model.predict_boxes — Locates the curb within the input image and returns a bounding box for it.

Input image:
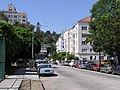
[40,80,45,90]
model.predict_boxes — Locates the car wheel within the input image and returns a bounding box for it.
[112,71,116,75]
[106,70,109,74]
[100,70,102,73]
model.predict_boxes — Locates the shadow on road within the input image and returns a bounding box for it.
[53,66,58,68]
[40,74,58,77]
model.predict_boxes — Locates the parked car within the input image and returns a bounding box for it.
[78,64,87,69]
[100,64,112,74]
[74,63,79,68]
[86,63,96,70]
[69,62,74,67]
[112,65,120,75]
[91,64,104,71]
[38,64,54,75]
[61,62,69,66]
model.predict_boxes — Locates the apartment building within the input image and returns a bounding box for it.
[4,3,28,24]
[64,30,70,53]
[56,33,65,53]
[57,17,107,62]
[71,17,99,61]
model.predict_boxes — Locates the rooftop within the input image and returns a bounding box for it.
[78,16,94,23]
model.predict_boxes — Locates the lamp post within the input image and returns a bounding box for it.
[32,29,34,60]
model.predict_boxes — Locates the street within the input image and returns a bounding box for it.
[41,65,120,90]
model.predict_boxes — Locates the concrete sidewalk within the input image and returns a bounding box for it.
[0,68,44,90]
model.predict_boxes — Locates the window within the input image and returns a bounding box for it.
[90,48,92,52]
[82,26,87,30]
[90,42,92,45]
[83,58,87,61]
[76,27,77,30]
[82,34,88,37]
[82,41,87,45]
[14,15,17,18]
[82,48,87,52]
[73,47,75,51]
[22,19,26,22]
[76,33,77,38]
[22,16,26,18]
[90,56,92,60]
[14,19,17,22]
[9,9,12,11]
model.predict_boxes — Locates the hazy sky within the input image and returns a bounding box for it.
[0,0,98,33]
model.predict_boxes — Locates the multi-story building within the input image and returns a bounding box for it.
[4,3,28,24]
[70,17,99,61]
[56,17,107,62]
[64,30,70,53]
[56,33,65,53]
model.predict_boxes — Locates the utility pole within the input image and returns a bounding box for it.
[32,29,34,60]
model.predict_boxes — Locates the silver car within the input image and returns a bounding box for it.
[38,64,54,75]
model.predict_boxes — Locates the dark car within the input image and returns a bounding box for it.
[86,63,97,70]
[112,65,120,75]
[100,64,112,74]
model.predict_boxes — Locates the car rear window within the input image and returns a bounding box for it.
[40,65,52,68]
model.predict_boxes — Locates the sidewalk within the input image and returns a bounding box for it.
[0,68,44,90]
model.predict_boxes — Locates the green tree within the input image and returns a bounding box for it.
[0,11,8,22]
[0,22,33,67]
[88,0,120,64]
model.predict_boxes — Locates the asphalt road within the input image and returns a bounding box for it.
[40,65,120,90]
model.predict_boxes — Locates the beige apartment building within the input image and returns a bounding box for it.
[4,3,28,24]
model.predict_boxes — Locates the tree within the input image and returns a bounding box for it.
[0,11,8,22]
[88,0,120,64]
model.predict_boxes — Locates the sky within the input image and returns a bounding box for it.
[0,0,98,34]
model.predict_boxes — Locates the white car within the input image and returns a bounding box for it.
[38,64,54,75]
[69,62,74,67]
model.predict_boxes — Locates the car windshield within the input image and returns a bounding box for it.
[40,65,52,68]
[91,64,97,66]
[38,61,48,64]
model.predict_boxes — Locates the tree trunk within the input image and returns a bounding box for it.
[116,51,120,65]
[117,54,120,65]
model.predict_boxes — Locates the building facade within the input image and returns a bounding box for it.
[56,17,107,62]
[64,30,70,53]
[4,3,28,24]
[74,17,99,61]
[56,33,65,53]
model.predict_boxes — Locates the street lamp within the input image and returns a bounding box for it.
[32,28,35,59]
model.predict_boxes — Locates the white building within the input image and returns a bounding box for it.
[4,3,28,24]
[71,17,99,61]
[64,17,101,61]
[64,30,70,53]
[56,17,107,62]
[56,33,65,53]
